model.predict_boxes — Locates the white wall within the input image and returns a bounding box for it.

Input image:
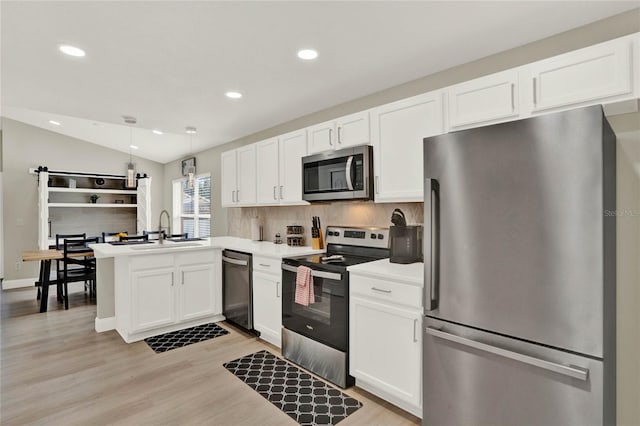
[1,118,165,284]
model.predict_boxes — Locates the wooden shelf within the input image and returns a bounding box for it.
[48,188,137,195]
[48,203,137,208]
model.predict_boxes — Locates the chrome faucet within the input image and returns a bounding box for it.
[159,209,171,244]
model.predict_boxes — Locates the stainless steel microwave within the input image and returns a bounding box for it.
[302,145,373,202]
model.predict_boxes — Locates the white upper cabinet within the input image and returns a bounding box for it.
[255,130,309,206]
[256,138,280,205]
[221,145,257,207]
[220,150,237,207]
[527,37,634,113]
[278,129,308,205]
[372,91,444,203]
[448,69,520,129]
[307,111,370,154]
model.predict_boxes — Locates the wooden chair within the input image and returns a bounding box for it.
[62,237,98,310]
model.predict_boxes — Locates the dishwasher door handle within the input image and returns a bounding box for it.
[222,256,249,266]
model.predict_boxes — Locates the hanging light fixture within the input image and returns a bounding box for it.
[123,116,137,188]
[185,126,197,189]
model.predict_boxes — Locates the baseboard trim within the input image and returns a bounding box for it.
[95,316,116,333]
[2,278,37,290]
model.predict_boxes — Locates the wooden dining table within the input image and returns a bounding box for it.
[22,248,94,312]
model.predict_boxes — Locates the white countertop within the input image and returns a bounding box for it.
[91,236,325,259]
[347,258,424,286]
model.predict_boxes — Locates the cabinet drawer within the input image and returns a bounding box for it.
[253,255,281,275]
[130,254,175,270]
[350,275,422,309]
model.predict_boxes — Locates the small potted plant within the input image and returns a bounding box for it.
[89,194,100,204]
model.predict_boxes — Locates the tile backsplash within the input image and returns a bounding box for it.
[227,201,424,244]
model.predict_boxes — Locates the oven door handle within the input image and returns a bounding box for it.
[282,264,342,281]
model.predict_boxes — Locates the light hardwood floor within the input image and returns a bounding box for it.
[1,286,420,425]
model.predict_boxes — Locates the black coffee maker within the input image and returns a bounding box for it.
[389,209,423,264]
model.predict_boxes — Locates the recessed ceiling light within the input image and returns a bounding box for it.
[129,145,139,150]
[49,120,61,126]
[225,91,243,99]
[152,129,163,135]
[297,49,318,60]
[58,44,86,57]
[185,126,197,134]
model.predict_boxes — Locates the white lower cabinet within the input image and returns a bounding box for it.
[116,249,223,342]
[252,270,282,347]
[349,274,422,417]
[252,255,282,347]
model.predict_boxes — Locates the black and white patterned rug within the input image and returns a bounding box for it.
[223,350,362,425]
[144,323,229,353]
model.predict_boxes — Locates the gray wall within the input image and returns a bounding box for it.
[1,118,165,281]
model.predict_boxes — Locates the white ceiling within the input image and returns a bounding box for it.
[1,1,637,164]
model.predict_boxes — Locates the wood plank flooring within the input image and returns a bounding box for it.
[1,286,420,425]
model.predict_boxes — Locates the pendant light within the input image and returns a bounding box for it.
[185,126,197,189]
[123,116,137,188]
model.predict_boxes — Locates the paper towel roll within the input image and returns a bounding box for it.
[251,217,262,241]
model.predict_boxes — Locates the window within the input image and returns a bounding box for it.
[172,173,211,238]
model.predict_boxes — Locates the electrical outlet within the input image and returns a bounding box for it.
[15,262,22,271]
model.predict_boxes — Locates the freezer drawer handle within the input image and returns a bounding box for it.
[222,256,249,266]
[282,264,342,281]
[425,327,589,381]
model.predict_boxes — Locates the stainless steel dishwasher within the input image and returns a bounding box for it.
[222,249,254,332]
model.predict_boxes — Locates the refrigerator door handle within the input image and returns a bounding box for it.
[424,178,439,311]
[425,327,589,381]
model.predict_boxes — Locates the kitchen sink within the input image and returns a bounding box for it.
[129,242,203,250]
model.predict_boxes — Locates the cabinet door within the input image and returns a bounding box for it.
[529,38,633,113]
[372,91,444,202]
[252,271,282,347]
[221,150,237,207]
[256,138,280,205]
[448,69,519,129]
[279,129,308,205]
[131,267,176,332]
[336,111,370,149]
[179,263,216,321]
[307,120,335,154]
[236,144,257,206]
[350,295,422,414]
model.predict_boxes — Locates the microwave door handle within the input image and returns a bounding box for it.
[345,156,354,190]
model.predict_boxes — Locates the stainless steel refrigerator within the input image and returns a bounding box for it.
[422,105,616,426]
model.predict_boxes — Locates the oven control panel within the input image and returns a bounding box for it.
[325,226,389,249]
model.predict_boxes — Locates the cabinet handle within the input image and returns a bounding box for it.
[181,271,185,285]
[259,263,270,267]
[276,282,280,298]
[533,77,537,105]
[375,176,380,194]
[329,128,333,146]
[237,190,240,202]
[279,185,283,200]
[371,287,391,294]
[510,83,515,111]
[337,126,342,144]
[273,186,277,200]
[171,272,174,286]
[413,319,418,343]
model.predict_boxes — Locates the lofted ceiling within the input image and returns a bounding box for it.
[1,1,638,164]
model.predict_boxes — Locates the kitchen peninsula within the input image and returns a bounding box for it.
[91,237,323,343]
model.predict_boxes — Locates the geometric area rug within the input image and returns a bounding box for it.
[144,322,229,353]
[223,350,362,425]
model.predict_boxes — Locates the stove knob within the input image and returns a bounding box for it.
[377,233,384,240]
[370,233,377,239]
[327,231,334,236]
[334,231,340,237]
